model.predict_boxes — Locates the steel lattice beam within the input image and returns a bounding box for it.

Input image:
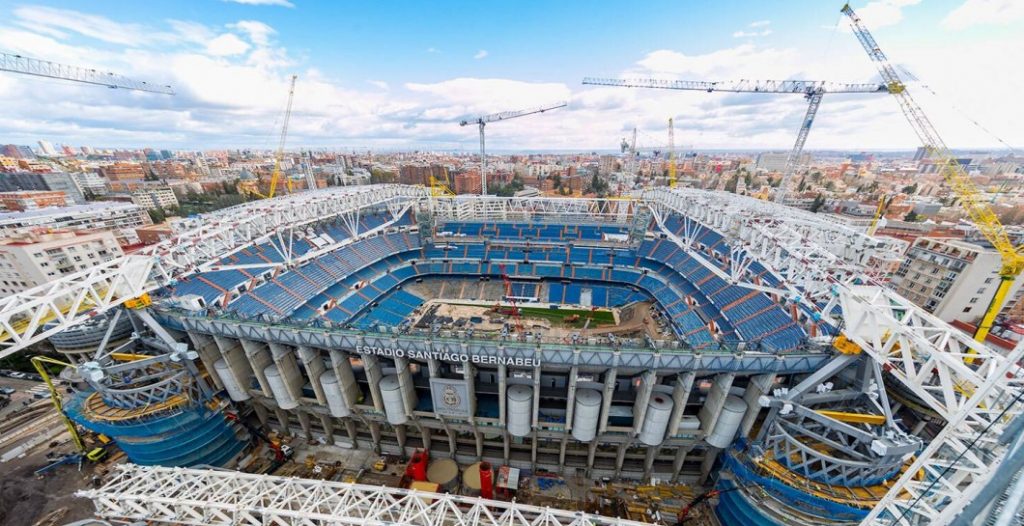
[79,464,650,526]
[0,52,174,94]
[0,185,429,359]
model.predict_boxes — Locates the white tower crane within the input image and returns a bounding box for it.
[582,78,888,203]
[0,52,174,94]
[459,102,567,195]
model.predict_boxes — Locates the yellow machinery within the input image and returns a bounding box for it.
[31,355,86,453]
[429,173,456,197]
[865,195,893,236]
[667,118,677,188]
[843,4,1024,343]
[243,75,298,200]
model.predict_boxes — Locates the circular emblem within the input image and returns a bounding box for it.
[443,384,461,408]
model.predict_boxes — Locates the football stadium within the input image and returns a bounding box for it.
[4,184,1018,526]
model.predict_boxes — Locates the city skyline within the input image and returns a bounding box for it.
[0,0,1022,152]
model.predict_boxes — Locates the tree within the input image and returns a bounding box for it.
[809,193,826,213]
[551,173,562,190]
[902,183,918,195]
[148,206,166,224]
[724,175,739,193]
[904,210,920,222]
[824,180,836,191]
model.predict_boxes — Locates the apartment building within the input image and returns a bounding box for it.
[891,237,1024,323]
[131,187,179,210]
[0,202,151,245]
[0,230,123,296]
[0,190,67,211]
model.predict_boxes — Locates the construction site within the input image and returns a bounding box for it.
[0,3,1022,526]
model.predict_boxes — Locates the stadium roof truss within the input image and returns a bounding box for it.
[79,464,653,526]
[642,188,1024,525]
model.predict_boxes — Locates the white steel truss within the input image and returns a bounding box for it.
[429,195,637,224]
[642,188,1024,526]
[0,185,428,359]
[79,464,650,526]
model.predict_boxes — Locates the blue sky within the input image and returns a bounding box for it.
[0,0,1021,151]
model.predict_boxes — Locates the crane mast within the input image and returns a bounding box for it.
[0,52,174,94]
[841,3,1023,343]
[266,75,298,199]
[667,118,677,188]
[460,102,567,195]
[582,77,887,202]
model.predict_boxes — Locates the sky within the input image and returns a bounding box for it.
[0,0,1022,152]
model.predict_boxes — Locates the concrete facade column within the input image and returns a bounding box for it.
[565,366,579,433]
[253,402,270,428]
[369,422,382,454]
[632,370,657,436]
[740,374,775,437]
[614,443,628,477]
[319,414,335,444]
[188,333,222,384]
[643,446,658,479]
[699,447,720,485]
[599,364,619,434]
[273,408,291,435]
[297,346,327,404]
[698,373,736,435]
[362,354,385,411]
[666,372,697,440]
[213,335,255,396]
[396,357,416,419]
[269,343,304,402]
[344,419,359,448]
[396,424,407,451]
[329,350,359,408]
[671,446,693,483]
[239,338,274,397]
[297,411,313,440]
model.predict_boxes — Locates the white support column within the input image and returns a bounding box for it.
[297,346,327,405]
[666,372,696,440]
[361,354,384,411]
[599,364,619,434]
[238,338,273,397]
[698,373,736,436]
[740,374,775,437]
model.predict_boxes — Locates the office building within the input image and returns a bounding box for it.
[0,230,123,296]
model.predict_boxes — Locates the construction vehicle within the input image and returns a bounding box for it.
[241,75,298,200]
[842,3,1024,342]
[373,457,387,472]
[459,102,567,195]
[225,410,294,473]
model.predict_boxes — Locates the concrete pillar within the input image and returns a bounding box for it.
[362,354,385,411]
[396,357,416,419]
[345,419,360,448]
[531,430,539,467]
[671,446,693,483]
[253,401,270,428]
[698,373,736,436]
[418,422,431,452]
[269,343,304,403]
[239,338,274,397]
[565,366,579,434]
[463,363,477,423]
[329,350,360,408]
[666,372,697,440]
[587,441,598,472]
[599,365,619,434]
[445,419,457,456]
[274,408,291,435]
[319,414,335,444]
[188,333,222,385]
[297,346,327,404]
[531,365,541,433]
[214,336,257,396]
[559,437,568,468]
[369,422,382,454]
[643,447,658,480]
[474,429,483,459]
[740,374,775,437]
[497,363,507,425]
[614,443,628,477]
[297,411,313,440]
[396,424,407,451]
[699,447,721,485]
[503,431,511,462]
[631,370,657,436]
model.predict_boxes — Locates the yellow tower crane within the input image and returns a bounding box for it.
[843,4,1024,342]
[243,75,298,199]
[668,118,677,188]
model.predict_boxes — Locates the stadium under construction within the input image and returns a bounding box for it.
[2,183,1022,526]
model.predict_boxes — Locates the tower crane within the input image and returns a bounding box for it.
[582,77,888,202]
[242,75,297,200]
[0,52,174,94]
[667,118,677,188]
[841,3,1024,343]
[459,102,567,195]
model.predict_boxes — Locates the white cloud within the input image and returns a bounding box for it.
[222,0,295,7]
[426,47,440,53]
[206,34,250,56]
[748,20,771,28]
[368,80,389,90]
[229,20,275,46]
[474,50,488,59]
[12,6,151,46]
[733,29,773,38]
[846,0,921,30]
[942,0,1024,30]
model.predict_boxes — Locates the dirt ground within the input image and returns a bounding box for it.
[0,432,98,526]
